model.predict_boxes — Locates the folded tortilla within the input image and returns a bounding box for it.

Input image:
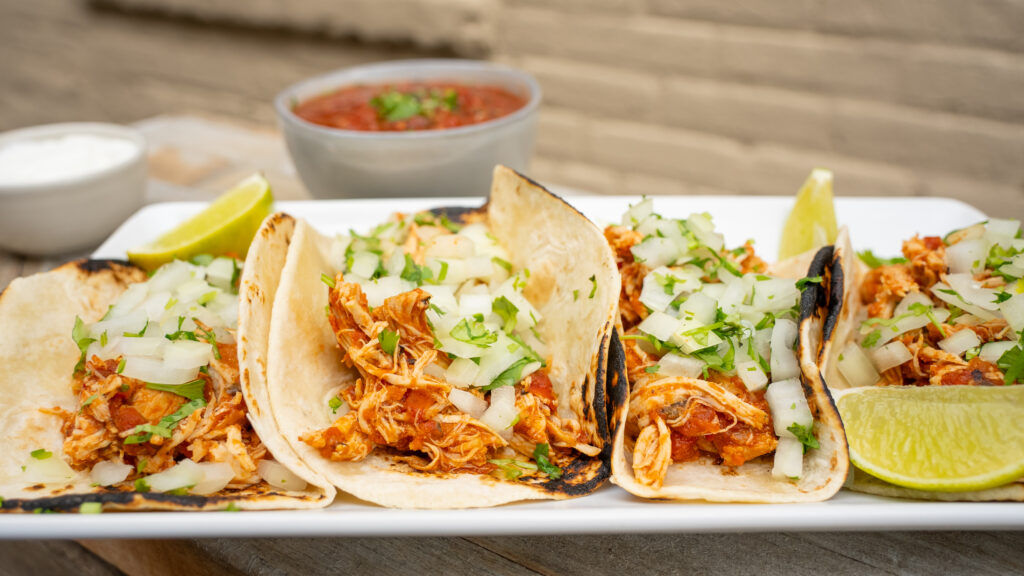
[250,166,622,508]
[0,243,334,511]
[609,237,850,503]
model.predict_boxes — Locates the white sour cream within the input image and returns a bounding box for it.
[0,134,139,186]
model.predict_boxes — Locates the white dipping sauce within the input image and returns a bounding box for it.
[0,134,139,186]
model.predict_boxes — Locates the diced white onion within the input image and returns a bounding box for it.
[676,292,717,325]
[190,461,236,495]
[752,278,800,314]
[176,278,216,304]
[90,460,132,486]
[144,460,204,493]
[426,234,476,259]
[945,274,1000,311]
[669,319,722,353]
[91,309,148,340]
[480,386,518,438]
[120,337,165,357]
[349,252,380,279]
[630,237,679,269]
[147,261,194,294]
[108,283,149,318]
[459,293,493,319]
[770,318,800,381]
[23,453,76,484]
[163,340,213,369]
[257,460,309,492]
[421,284,458,313]
[980,341,1016,363]
[984,219,1020,249]
[931,282,998,321]
[772,436,805,480]
[938,329,981,357]
[837,341,880,387]
[765,378,814,437]
[869,340,913,373]
[658,352,706,379]
[445,357,481,388]
[893,292,933,318]
[637,311,681,342]
[946,239,988,275]
[1000,293,1024,334]
[205,257,236,291]
[473,337,528,387]
[736,359,768,392]
[328,235,351,272]
[448,388,488,420]
[686,213,724,252]
[121,356,200,385]
[463,256,495,280]
[361,276,415,308]
[622,197,654,226]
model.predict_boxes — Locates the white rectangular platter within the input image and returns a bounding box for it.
[5,194,1021,539]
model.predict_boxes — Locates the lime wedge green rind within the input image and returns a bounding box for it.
[778,168,838,260]
[836,385,1024,492]
[128,174,273,271]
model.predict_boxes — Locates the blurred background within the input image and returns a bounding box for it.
[2,0,1022,216]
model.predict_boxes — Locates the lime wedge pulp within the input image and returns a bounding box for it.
[835,385,1024,492]
[778,168,838,260]
[128,174,274,272]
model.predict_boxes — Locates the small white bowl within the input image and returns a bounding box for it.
[0,123,147,256]
[275,59,541,199]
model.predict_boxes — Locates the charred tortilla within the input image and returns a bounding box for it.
[250,166,621,508]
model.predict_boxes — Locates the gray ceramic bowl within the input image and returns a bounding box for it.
[275,59,541,199]
[0,123,147,256]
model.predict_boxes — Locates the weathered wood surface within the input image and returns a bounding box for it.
[1,532,1020,576]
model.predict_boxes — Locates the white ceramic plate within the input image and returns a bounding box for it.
[6,194,1021,539]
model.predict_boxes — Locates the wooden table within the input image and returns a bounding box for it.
[1,116,1021,576]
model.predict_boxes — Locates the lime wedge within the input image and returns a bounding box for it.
[778,168,838,260]
[128,174,273,271]
[835,385,1024,492]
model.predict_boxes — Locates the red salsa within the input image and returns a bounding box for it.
[292,82,527,132]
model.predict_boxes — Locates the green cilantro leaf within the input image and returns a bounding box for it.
[72,316,96,373]
[645,364,660,374]
[588,275,598,298]
[998,345,1024,385]
[861,330,882,348]
[30,449,52,460]
[320,273,336,288]
[488,458,537,481]
[328,397,343,414]
[492,256,512,272]
[787,422,820,453]
[857,250,908,269]
[480,358,534,391]
[492,296,519,333]
[400,254,433,286]
[379,329,400,356]
[124,398,206,444]
[134,477,151,493]
[80,394,99,412]
[123,320,149,338]
[796,276,823,291]
[450,317,498,348]
[146,379,206,401]
[79,502,102,514]
[532,443,562,479]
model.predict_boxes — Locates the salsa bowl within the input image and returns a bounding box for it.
[275,59,541,199]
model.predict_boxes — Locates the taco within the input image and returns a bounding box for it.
[250,165,621,508]
[0,222,334,512]
[606,198,848,502]
[826,219,1024,501]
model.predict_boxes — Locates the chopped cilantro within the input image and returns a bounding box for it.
[328,396,343,414]
[532,443,562,479]
[80,394,99,412]
[190,254,215,266]
[225,502,241,512]
[861,330,882,348]
[320,273,336,288]
[124,398,206,444]
[71,316,96,373]
[136,458,148,474]
[195,326,220,360]
[379,329,400,356]
[480,358,534,391]
[588,275,598,298]
[116,357,126,374]
[400,254,433,285]
[146,379,206,401]
[436,260,449,283]
[79,502,102,514]
[99,331,108,347]
[492,256,512,272]
[30,449,52,460]
[998,345,1024,385]
[796,276,823,291]
[488,458,537,481]
[492,296,519,333]
[908,302,947,338]
[123,320,149,338]
[573,289,579,301]
[645,364,660,374]
[995,292,1013,304]
[134,477,150,493]
[857,250,908,269]
[450,317,498,347]
[787,423,820,453]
